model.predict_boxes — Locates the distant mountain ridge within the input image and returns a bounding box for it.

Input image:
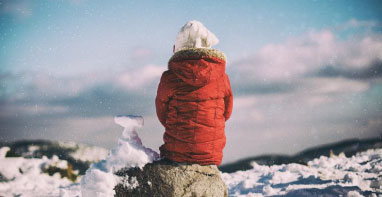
[219,138,382,173]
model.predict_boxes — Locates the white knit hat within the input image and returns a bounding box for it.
[174,20,219,52]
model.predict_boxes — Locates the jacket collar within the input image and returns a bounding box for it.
[169,48,226,63]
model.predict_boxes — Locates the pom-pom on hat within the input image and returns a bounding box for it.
[174,20,219,52]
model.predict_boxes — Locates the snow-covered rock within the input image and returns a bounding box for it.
[114,159,227,197]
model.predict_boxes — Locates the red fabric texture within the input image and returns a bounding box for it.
[155,48,233,166]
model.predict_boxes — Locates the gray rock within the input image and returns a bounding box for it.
[114,159,228,197]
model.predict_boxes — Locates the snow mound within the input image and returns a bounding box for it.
[0,147,9,158]
[80,115,159,197]
[222,149,382,196]
[57,141,109,163]
[0,148,75,197]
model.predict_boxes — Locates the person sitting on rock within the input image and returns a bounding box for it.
[155,20,233,166]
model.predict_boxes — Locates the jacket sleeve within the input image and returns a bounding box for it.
[155,71,172,127]
[224,74,233,121]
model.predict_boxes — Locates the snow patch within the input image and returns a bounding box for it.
[70,144,109,163]
[223,149,382,196]
[121,176,139,190]
[0,155,73,196]
[80,115,159,197]
[0,147,10,158]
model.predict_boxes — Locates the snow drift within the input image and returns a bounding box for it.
[223,149,382,196]
[80,115,159,197]
[0,148,75,196]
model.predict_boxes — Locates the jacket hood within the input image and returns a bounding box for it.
[168,48,226,87]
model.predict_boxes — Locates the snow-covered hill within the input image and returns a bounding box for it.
[0,116,381,196]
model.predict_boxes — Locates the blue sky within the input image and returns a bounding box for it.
[1,0,381,163]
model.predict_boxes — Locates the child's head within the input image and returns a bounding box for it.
[174,20,219,53]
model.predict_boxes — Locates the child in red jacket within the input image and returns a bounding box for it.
[155,21,233,166]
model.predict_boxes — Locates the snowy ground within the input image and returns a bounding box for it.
[0,148,76,196]
[222,149,382,196]
[0,148,381,196]
[0,116,381,196]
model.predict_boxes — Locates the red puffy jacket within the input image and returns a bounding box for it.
[155,48,233,166]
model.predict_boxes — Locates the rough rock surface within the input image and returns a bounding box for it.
[114,159,228,197]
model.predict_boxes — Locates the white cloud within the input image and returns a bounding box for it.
[234,28,382,82]
[335,19,380,31]
[339,35,382,69]
[3,64,165,102]
[224,30,380,160]
[41,116,121,147]
[116,64,165,90]
[230,96,265,123]
[302,77,369,94]
[0,103,67,118]
[14,105,68,115]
